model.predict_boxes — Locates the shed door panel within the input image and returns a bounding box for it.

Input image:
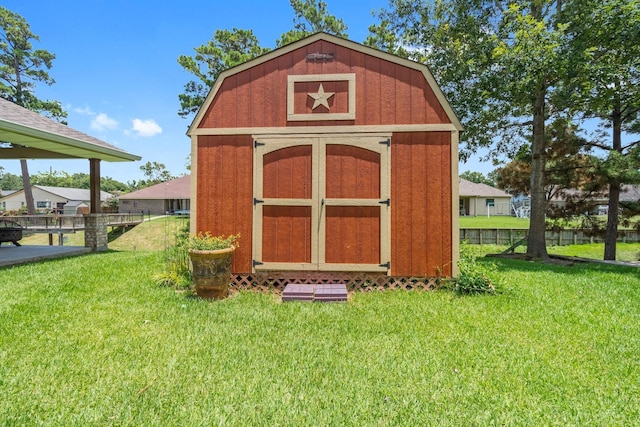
[322,144,382,266]
[262,206,311,263]
[263,145,312,199]
[324,206,380,264]
[325,145,380,199]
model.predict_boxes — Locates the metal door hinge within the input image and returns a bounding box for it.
[379,198,390,206]
[253,198,264,205]
[253,260,264,267]
[379,261,390,269]
[254,140,265,148]
[380,138,391,146]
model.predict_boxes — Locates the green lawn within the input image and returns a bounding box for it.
[459,215,640,230]
[1,248,639,424]
[460,215,530,229]
[469,242,640,262]
[19,215,189,251]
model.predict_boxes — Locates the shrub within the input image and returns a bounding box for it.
[188,232,240,251]
[153,221,192,290]
[454,243,498,295]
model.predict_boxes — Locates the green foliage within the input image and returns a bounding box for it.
[152,219,191,290]
[453,243,498,295]
[0,6,66,121]
[177,28,269,118]
[276,0,348,47]
[28,170,129,192]
[188,232,240,251]
[177,1,348,119]
[460,170,495,186]
[0,171,21,190]
[127,161,175,190]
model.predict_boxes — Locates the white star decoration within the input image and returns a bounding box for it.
[308,83,335,110]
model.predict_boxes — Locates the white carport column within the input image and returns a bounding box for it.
[84,158,108,251]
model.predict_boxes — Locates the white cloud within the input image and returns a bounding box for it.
[74,106,95,115]
[131,118,162,137]
[91,113,118,131]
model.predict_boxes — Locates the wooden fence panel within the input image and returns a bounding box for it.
[460,228,640,246]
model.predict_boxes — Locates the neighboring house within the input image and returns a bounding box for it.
[187,32,463,281]
[459,178,512,216]
[0,186,112,214]
[118,175,191,215]
[549,185,640,215]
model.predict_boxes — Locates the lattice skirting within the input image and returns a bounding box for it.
[231,271,439,293]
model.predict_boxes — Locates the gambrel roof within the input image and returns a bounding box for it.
[188,32,463,135]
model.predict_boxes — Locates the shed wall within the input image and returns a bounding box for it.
[196,131,453,276]
[196,135,254,272]
[391,132,452,277]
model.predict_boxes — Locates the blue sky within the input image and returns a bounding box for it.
[1,0,490,183]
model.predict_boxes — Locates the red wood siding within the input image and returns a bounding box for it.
[391,132,452,276]
[325,145,380,199]
[325,206,380,264]
[263,145,312,199]
[262,206,312,263]
[196,135,253,272]
[198,39,451,129]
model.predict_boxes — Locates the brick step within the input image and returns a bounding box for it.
[282,283,347,302]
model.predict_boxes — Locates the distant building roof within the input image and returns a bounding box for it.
[35,185,112,201]
[621,185,640,202]
[119,175,190,200]
[458,178,511,198]
[64,200,89,207]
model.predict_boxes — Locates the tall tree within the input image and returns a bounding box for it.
[564,0,640,259]
[0,6,67,214]
[276,0,348,47]
[177,29,269,119]
[177,0,347,120]
[460,171,496,187]
[367,0,569,258]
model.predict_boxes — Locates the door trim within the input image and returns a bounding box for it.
[252,133,391,273]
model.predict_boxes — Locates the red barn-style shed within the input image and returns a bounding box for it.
[188,33,462,289]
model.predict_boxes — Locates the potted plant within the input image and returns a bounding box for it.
[188,232,240,300]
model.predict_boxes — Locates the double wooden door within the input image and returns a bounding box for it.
[252,135,390,273]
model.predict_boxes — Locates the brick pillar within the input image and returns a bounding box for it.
[84,214,108,252]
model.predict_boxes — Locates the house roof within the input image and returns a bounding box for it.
[1,185,112,202]
[187,32,463,135]
[0,97,140,162]
[621,185,640,202]
[550,185,640,203]
[458,178,511,198]
[64,200,89,207]
[118,175,191,200]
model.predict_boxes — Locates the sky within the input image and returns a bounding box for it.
[0,0,492,184]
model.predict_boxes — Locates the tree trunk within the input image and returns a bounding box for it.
[603,106,622,260]
[526,88,549,259]
[20,159,36,215]
[604,182,619,260]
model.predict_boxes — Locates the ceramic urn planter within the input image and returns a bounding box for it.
[188,246,236,299]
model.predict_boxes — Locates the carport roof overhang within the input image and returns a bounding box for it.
[0,98,140,162]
